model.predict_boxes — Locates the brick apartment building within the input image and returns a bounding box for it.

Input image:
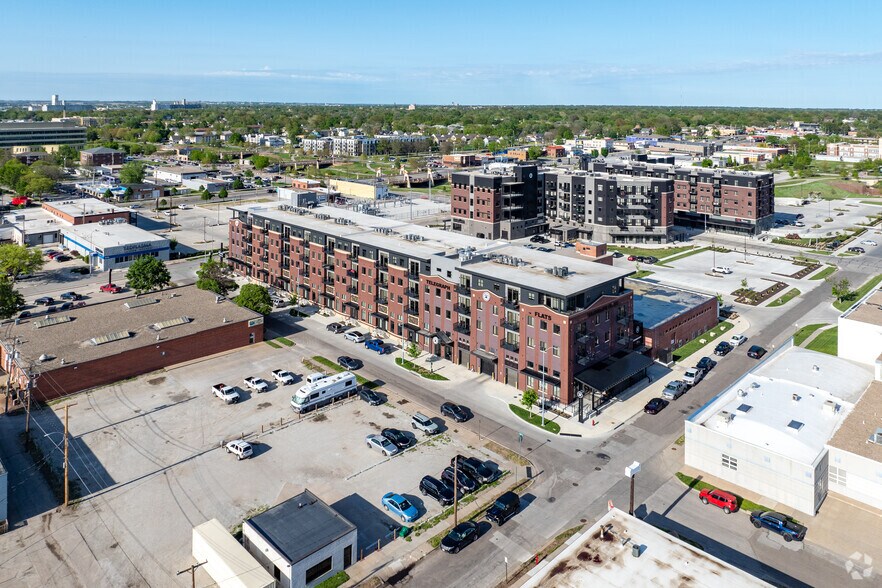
[450,165,546,240]
[228,205,646,413]
[79,146,124,167]
[589,157,775,235]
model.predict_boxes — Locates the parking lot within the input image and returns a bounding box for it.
[616,249,827,301]
[9,340,514,587]
[771,198,878,241]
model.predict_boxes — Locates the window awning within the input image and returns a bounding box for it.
[574,352,653,393]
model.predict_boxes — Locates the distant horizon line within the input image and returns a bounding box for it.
[1,99,878,111]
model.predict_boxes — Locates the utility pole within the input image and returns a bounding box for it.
[202,216,206,243]
[177,561,206,588]
[453,458,459,526]
[626,461,641,517]
[61,402,77,507]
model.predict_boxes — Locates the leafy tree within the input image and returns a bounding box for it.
[22,175,54,196]
[255,177,264,186]
[169,238,178,251]
[53,144,79,166]
[120,161,146,184]
[124,186,133,197]
[244,170,254,178]
[250,155,270,169]
[830,277,852,303]
[701,158,714,168]
[201,189,214,200]
[0,277,24,320]
[218,187,229,199]
[521,388,539,416]
[0,244,44,281]
[406,342,420,359]
[590,149,599,157]
[600,148,609,157]
[0,159,27,190]
[104,189,114,199]
[228,132,244,145]
[235,283,272,314]
[196,255,235,295]
[231,178,244,189]
[526,146,544,160]
[125,256,171,295]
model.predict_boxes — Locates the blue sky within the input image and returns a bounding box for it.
[3,0,881,107]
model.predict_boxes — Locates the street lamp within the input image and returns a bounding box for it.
[540,346,547,427]
[626,461,641,516]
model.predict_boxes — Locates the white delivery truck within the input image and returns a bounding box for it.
[290,371,358,413]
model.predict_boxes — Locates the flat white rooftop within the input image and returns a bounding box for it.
[840,288,882,328]
[44,198,127,217]
[523,509,770,588]
[688,347,871,464]
[62,222,169,249]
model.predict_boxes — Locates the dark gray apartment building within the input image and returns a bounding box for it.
[450,165,545,240]
[0,121,87,151]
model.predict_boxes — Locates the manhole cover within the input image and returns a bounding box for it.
[580,518,587,523]
[594,466,602,471]
[596,453,611,462]
[575,448,581,452]
[572,482,579,487]
[547,497,556,503]
[527,447,532,451]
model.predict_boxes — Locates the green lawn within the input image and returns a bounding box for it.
[265,340,281,349]
[767,288,800,307]
[608,245,696,260]
[674,472,795,521]
[508,404,560,434]
[806,326,838,355]
[809,265,837,280]
[833,274,882,311]
[655,247,710,267]
[672,321,734,362]
[315,572,349,588]
[775,178,870,200]
[632,270,655,279]
[793,323,829,346]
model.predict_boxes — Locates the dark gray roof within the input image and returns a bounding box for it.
[82,147,122,154]
[245,489,356,564]
[574,352,653,392]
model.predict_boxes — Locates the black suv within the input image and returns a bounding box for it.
[326,322,346,334]
[451,455,494,484]
[381,428,410,449]
[696,356,716,372]
[442,466,478,493]
[714,341,733,356]
[419,475,455,506]
[358,387,383,406]
[486,491,520,525]
[441,402,469,422]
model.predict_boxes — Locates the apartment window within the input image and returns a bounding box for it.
[526,316,534,327]
[476,301,483,310]
[721,454,738,471]
[829,466,847,486]
[446,310,451,319]
[553,324,560,335]
[527,337,535,349]
[492,305,498,315]
[552,345,559,357]
[476,319,483,331]
[540,320,547,331]
[539,341,547,352]
[492,325,498,335]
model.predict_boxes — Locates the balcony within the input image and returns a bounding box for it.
[377,297,388,305]
[454,303,471,316]
[405,288,419,298]
[407,315,420,327]
[501,341,519,353]
[453,322,471,335]
[376,304,388,316]
[346,269,358,278]
[323,278,334,285]
[408,270,420,280]
[502,320,519,331]
[503,299,520,310]
[347,286,358,294]
[456,284,471,296]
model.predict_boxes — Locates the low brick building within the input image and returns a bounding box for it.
[629,280,718,362]
[79,146,124,167]
[0,286,264,402]
[42,197,132,225]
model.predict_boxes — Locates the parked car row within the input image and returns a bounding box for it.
[697,487,807,541]
[627,254,658,264]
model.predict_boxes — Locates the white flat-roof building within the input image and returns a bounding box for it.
[153,166,206,184]
[685,344,873,515]
[838,288,882,374]
[1,209,65,246]
[523,508,771,587]
[61,223,170,271]
[827,380,882,511]
[181,177,231,193]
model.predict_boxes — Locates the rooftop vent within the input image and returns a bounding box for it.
[90,331,131,346]
[151,316,191,331]
[787,420,805,433]
[717,410,735,425]
[737,389,747,398]
[34,316,72,329]
[869,428,882,445]
[812,365,820,372]
[750,381,760,389]
[792,393,801,403]
[737,404,753,413]
[823,400,838,415]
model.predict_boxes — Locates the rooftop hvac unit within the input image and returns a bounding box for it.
[823,400,838,415]
[717,410,734,425]
[737,389,747,398]
[869,428,882,445]
[792,393,801,402]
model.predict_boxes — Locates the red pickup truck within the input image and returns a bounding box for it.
[100,283,122,294]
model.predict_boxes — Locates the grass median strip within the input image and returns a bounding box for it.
[806,326,838,355]
[276,337,294,347]
[395,357,449,380]
[767,288,800,307]
[508,404,561,434]
[265,340,281,349]
[632,270,655,279]
[809,265,837,280]
[654,246,710,267]
[609,245,696,259]
[305,356,380,389]
[793,323,828,346]
[672,321,734,362]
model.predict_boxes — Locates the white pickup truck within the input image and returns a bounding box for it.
[243,376,269,393]
[272,369,295,385]
[212,383,240,404]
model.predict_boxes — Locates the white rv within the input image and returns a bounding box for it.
[290,371,357,413]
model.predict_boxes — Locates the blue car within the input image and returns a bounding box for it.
[381,492,420,523]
